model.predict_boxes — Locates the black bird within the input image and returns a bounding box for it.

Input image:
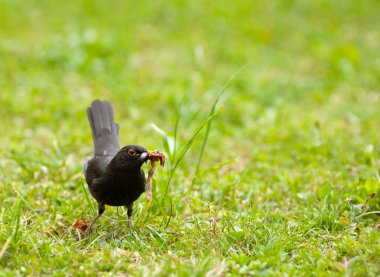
[84,100,151,236]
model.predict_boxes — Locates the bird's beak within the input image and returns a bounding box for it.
[140,150,155,163]
[139,152,149,162]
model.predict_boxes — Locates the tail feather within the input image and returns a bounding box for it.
[87,100,120,157]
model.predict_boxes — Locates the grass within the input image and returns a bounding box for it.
[1,0,380,275]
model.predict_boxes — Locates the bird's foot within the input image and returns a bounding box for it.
[83,227,91,238]
[128,219,133,228]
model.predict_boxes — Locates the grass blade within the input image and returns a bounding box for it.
[161,107,222,203]
[190,66,247,192]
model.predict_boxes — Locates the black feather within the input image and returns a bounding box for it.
[83,100,149,236]
[86,99,120,157]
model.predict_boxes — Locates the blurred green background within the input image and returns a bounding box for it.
[1,0,380,275]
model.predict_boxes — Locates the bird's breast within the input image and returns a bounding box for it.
[89,170,146,206]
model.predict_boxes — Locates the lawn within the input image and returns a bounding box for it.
[1,0,380,275]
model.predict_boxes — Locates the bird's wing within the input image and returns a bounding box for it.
[84,156,113,187]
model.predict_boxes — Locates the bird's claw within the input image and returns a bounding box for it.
[83,227,91,238]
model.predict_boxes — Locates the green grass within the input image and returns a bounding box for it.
[1,0,380,275]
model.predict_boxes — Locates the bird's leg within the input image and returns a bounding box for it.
[84,203,105,237]
[125,203,133,228]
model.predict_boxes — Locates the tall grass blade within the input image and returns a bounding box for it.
[190,67,246,192]
[162,107,222,203]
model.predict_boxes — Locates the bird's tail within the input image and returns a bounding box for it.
[87,100,120,157]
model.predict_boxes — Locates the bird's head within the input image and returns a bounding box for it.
[113,145,150,169]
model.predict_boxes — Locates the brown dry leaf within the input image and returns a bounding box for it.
[72,219,88,233]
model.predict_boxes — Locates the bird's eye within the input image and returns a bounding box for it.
[128,149,137,156]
